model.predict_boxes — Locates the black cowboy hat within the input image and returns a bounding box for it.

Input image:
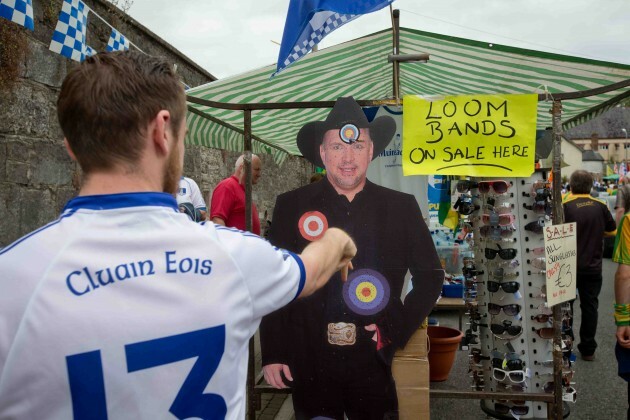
[297,97,396,168]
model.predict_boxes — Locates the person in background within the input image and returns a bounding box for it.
[615,175,630,224]
[260,97,444,419]
[563,170,616,361]
[177,176,207,222]
[613,207,630,419]
[0,51,357,419]
[210,154,262,234]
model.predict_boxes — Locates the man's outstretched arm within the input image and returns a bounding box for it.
[297,227,356,299]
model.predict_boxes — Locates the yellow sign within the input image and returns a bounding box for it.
[402,94,537,177]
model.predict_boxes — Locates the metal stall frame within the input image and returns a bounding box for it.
[185,10,630,419]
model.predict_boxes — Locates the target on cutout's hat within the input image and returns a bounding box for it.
[298,211,328,241]
[343,269,390,316]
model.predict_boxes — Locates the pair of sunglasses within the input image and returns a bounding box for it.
[463,268,484,278]
[491,321,523,336]
[479,225,514,239]
[456,180,478,193]
[485,246,518,260]
[495,403,529,416]
[491,352,524,371]
[526,246,545,256]
[529,257,546,269]
[533,187,552,200]
[523,201,552,215]
[487,280,520,293]
[479,180,511,194]
[534,325,573,339]
[541,373,574,392]
[483,203,512,214]
[490,266,519,281]
[531,313,552,323]
[492,367,527,383]
[524,219,545,234]
[455,197,480,215]
[488,302,521,316]
[482,212,516,227]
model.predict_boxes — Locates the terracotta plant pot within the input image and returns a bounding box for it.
[427,326,463,382]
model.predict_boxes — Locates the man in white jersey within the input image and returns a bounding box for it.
[177,176,207,222]
[0,51,356,420]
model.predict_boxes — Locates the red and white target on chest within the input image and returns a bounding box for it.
[298,211,329,241]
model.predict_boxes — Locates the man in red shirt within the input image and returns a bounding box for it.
[210,154,262,234]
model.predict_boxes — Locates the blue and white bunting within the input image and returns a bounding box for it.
[273,0,395,77]
[0,0,35,31]
[85,45,96,57]
[106,28,130,52]
[48,0,89,62]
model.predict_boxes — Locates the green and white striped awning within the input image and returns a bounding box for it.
[186,27,630,165]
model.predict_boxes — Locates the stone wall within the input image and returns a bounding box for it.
[0,0,311,247]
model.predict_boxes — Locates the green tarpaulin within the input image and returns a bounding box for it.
[186,27,630,164]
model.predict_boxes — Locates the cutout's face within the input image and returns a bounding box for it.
[320,128,373,195]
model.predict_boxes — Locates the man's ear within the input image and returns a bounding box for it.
[152,110,172,156]
[64,139,77,161]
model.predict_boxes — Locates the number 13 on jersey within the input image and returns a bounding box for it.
[66,326,227,420]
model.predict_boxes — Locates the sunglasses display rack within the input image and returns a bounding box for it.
[455,175,572,419]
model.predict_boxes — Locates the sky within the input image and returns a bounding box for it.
[125,0,630,81]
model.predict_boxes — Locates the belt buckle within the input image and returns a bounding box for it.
[327,322,356,346]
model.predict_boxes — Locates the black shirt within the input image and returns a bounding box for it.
[260,177,443,369]
[563,194,616,273]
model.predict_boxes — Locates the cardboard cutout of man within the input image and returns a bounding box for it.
[260,97,444,419]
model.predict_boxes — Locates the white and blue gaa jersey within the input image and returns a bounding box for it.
[0,192,305,420]
[177,177,206,211]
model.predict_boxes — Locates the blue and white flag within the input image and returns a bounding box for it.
[0,0,34,31]
[106,28,130,52]
[273,0,394,77]
[48,0,89,62]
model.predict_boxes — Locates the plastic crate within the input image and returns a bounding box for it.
[442,283,464,298]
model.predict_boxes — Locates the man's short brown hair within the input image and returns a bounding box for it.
[570,170,594,194]
[57,51,186,173]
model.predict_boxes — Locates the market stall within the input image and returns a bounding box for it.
[185,11,630,420]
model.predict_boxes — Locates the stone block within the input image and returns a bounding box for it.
[24,39,68,88]
[6,161,29,185]
[19,187,57,234]
[0,83,54,137]
[29,141,74,186]
[7,140,32,162]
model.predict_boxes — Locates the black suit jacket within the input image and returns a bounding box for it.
[260,177,443,372]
